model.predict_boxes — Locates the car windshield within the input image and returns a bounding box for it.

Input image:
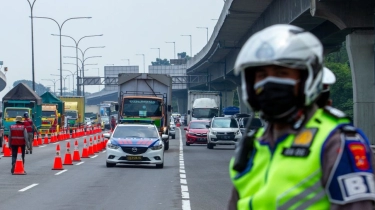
[112,126,159,138]
[42,111,55,117]
[5,108,28,118]
[190,121,209,129]
[65,111,77,118]
[212,118,238,128]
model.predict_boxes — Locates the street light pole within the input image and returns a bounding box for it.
[121,59,130,65]
[59,69,77,95]
[53,34,103,96]
[42,78,59,95]
[151,48,161,64]
[51,74,69,95]
[181,35,192,57]
[27,0,37,91]
[33,16,91,96]
[197,27,209,43]
[165,42,176,59]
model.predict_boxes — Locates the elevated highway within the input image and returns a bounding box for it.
[186,0,375,143]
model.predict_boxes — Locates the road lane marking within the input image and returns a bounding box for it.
[55,169,68,175]
[90,155,98,158]
[39,145,47,148]
[76,162,84,165]
[19,183,38,192]
[178,128,191,210]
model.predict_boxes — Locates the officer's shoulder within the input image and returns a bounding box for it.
[323,106,348,119]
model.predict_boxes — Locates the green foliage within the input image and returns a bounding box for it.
[177,52,191,60]
[324,43,353,118]
[13,80,50,96]
[151,58,170,66]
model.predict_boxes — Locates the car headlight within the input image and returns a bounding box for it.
[236,130,241,135]
[107,142,119,149]
[188,131,195,135]
[211,131,217,135]
[151,142,163,150]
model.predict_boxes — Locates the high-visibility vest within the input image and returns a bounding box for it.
[10,124,26,145]
[229,108,350,210]
[23,119,33,133]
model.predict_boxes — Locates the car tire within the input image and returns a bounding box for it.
[186,142,190,146]
[207,143,214,149]
[164,141,169,150]
[106,162,116,167]
[156,162,164,169]
[172,134,175,139]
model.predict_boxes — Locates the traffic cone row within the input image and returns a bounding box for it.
[33,135,39,147]
[3,137,11,157]
[63,141,73,165]
[73,139,81,162]
[13,147,26,175]
[38,134,42,145]
[44,134,49,144]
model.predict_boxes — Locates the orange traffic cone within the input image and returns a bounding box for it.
[13,147,26,175]
[97,135,102,151]
[52,144,64,170]
[38,134,42,145]
[93,136,98,153]
[72,130,76,138]
[44,134,49,144]
[33,135,39,147]
[3,138,12,157]
[81,139,89,158]
[88,137,94,156]
[73,139,81,162]
[63,141,73,165]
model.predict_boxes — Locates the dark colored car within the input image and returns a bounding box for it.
[239,117,264,135]
[184,120,210,146]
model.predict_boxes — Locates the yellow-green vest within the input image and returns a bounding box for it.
[229,109,350,210]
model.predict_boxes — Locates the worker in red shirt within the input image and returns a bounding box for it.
[110,116,117,132]
[23,112,37,154]
[9,116,28,174]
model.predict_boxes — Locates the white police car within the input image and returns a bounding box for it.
[106,124,168,168]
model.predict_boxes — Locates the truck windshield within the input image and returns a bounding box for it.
[122,98,162,117]
[192,108,218,118]
[85,113,97,120]
[42,111,55,117]
[65,111,77,119]
[5,108,29,118]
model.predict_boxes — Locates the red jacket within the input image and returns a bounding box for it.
[10,124,26,146]
[23,118,33,133]
[111,118,116,127]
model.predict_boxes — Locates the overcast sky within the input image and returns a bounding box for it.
[0,0,224,97]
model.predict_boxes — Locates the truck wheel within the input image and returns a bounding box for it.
[164,141,169,150]
[186,142,190,146]
[207,143,214,149]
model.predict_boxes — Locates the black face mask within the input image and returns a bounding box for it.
[254,77,298,122]
[316,91,330,108]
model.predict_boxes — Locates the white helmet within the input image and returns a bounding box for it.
[323,67,336,85]
[234,24,324,110]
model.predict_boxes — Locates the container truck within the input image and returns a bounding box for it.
[187,90,221,125]
[116,73,172,150]
[2,83,42,137]
[59,96,85,132]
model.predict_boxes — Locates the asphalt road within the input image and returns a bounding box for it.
[0,128,235,210]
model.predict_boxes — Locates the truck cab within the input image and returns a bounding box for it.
[3,107,32,136]
[40,104,60,134]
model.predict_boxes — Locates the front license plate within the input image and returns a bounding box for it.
[198,138,207,141]
[126,156,142,161]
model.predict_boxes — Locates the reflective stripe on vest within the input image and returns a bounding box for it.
[229,109,350,210]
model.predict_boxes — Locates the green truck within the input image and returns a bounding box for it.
[59,96,85,132]
[2,83,42,137]
[116,73,172,150]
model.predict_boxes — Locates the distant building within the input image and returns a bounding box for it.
[148,64,186,89]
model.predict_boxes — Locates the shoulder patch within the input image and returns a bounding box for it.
[324,106,347,118]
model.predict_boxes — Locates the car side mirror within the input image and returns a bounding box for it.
[206,125,210,128]
[162,134,169,140]
[184,127,187,131]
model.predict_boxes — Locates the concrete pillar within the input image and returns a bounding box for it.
[237,86,251,114]
[177,97,188,115]
[221,91,234,108]
[346,30,375,144]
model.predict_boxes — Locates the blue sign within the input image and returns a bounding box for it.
[223,106,240,115]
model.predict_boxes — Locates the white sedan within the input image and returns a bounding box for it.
[106,124,168,168]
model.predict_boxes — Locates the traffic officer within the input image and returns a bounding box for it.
[110,116,117,132]
[228,24,375,209]
[9,116,27,174]
[23,112,37,154]
[316,67,336,108]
